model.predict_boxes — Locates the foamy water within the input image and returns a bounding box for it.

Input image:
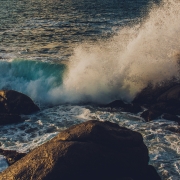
[0,105,179,179]
[0,0,180,179]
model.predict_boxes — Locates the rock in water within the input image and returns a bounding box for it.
[0,114,23,125]
[0,90,39,115]
[104,100,142,113]
[132,82,179,106]
[0,120,161,180]
[157,85,180,105]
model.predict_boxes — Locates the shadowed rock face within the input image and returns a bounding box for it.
[0,90,40,125]
[131,83,180,121]
[0,120,161,180]
[104,100,142,113]
[0,90,40,115]
[132,83,178,106]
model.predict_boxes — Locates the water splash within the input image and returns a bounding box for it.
[61,0,180,103]
[0,59,66,105]
[1,0,180,105]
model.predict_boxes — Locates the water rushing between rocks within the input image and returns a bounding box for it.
[0,0,180,179]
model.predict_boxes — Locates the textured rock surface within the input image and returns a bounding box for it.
[132,83,177,105]
[132,83,180,121]
[0,120,161,180]
[157,85,180,105]
[0,90,40,115]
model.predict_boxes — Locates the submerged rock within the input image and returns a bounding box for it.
[140,110,161,122]
[104,100,142,113]
[157,85,180,105]
[0,120,161,180]
[0,90,39,115]
[0,114,23,125]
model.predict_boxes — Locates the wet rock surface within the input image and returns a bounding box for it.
[0,90,40,115]
[0,120,161,180]
[106,83,180,122]
[136,83,180,121]
[0,90,39,125]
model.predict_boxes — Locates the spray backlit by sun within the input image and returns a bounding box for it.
[58,0,180,104]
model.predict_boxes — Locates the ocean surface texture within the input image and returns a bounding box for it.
[0,0,180,179]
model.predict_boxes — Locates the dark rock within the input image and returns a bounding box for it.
[0,120,161,180]
[133,83,180,121]
[133,82,179,106]
[162,113,180,122]
[0,90,40,115]
[146,165,162,180]
[150,102,179,115]
[157,85,180,105]
[104,100,142,113]
[122,103,142,113]
[0,149,26,165]
[141,110,162,122]
[105,100,126,108]
[0,114,23,125]
[150,102,168,112]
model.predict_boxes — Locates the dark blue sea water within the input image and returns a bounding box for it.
[0,0,180,179]
[0,0,159,60]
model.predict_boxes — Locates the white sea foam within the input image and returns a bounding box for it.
[0,104,179,179]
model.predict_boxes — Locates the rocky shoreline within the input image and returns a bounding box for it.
[105,82,180,124]
[0,82,180,179]
[0,120,161,180]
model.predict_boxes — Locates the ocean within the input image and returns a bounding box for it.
[0,0,180,179]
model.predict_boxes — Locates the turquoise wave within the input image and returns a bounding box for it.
[0,59,66,105]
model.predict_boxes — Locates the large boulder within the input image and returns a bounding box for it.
[0,120,161,180]
[157,85,180,105]
[133,83,180,121]
[0,90,39,115]
[132,82,179,106]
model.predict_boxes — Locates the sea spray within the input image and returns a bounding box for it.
[0,0,180,105]
[59,0,180,104]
